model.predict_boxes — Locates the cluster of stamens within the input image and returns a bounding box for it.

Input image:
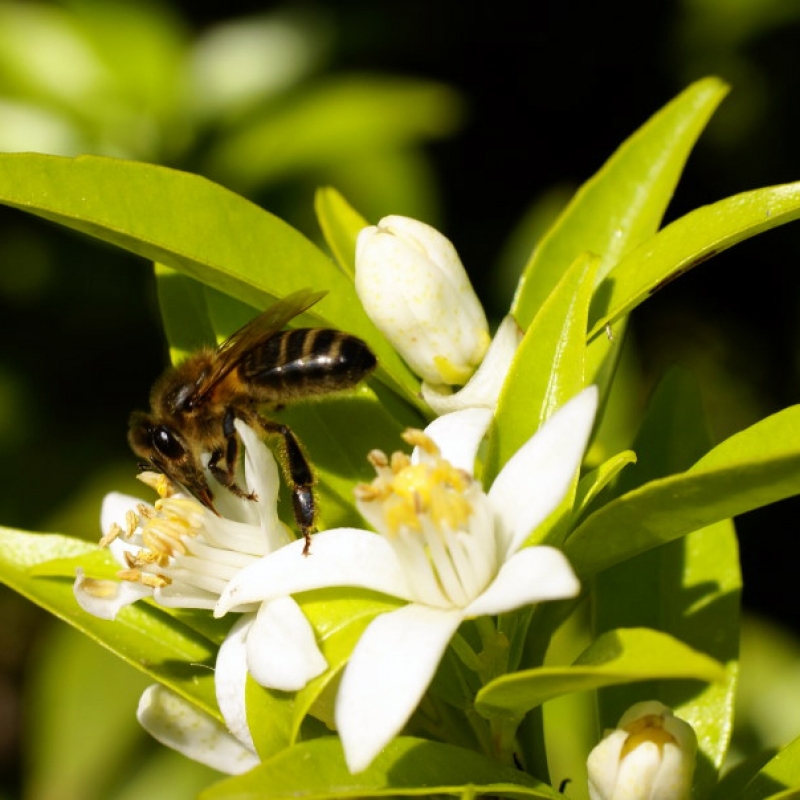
[100,472,206,590]
[356,429,474,536]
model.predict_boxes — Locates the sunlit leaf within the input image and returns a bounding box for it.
[0,528,220,719]
[201,736,562,799]
[565,404,800,577]
[314,187,369,278]
[513,77,728,327]
[475,628,723,718]
[588,181,800,338]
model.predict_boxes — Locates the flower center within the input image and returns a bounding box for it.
[621,714,677,757]
[101,473,207,589]
[356,430,497,609]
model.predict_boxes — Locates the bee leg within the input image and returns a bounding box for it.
[207,420,257,502]
[258,417,316,556]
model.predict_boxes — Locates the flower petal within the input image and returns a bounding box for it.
[489,386,598,553]
[215,614,257,754]
[336,603,463,773]
[215,528,411,617]
[418,407,493,473]
[73,567,151,620]
[246,596,327,691]
[463,546,579,617]
[422,314,523,414]
[137,684,259,775]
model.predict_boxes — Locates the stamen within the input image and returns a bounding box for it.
[124,509,138,537]
[137,471,177,498]
[99,522,123,548]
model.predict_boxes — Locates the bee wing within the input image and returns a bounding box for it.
[198,287,328,394]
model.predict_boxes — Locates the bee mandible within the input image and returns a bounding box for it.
[128,288,378,555]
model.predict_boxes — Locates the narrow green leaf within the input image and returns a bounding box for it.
[573,450,637,521]
[739,736,800,800]
[315,187,369,278]
[565,404,800,577]
[588,181,800,338]
[475,628,723,719]
[0,528,220,719]
[485,252,597,485]
[0,153,422,407]
[590,372,740,789]
[201,736,561,799]
[513,77,728,327]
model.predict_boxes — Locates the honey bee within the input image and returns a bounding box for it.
[128,288,377,555]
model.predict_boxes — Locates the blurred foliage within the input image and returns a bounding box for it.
[1,0,800,797]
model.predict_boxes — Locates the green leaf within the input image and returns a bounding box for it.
[588,181,800,338]
[513,77,728,328]
[739,736,800,799]
[565,404,800,577]
[154,265,218,364]
[590,372,741,791]
[0,153,422,408]
[573,449,637,521]
[474,628,723,719]
[0,528,220,720]
[201,736,562,799]
[314,187,369,278]
[485,252,598,486]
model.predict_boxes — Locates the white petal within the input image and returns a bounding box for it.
[73,567,151,620]
[246,596,327,691]
[137,684,259,775]
[588,729,627,800]
[100,492,144,537]
[489,386,598,553]
[215,615,257,754]
[215,528,411,617]
[418,407,493,473]
[336,603,463,773]
[422,314,522,414]
[463,546,579,617]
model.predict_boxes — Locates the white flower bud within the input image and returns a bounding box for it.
[587,701,697,800]
[355,215,490,386]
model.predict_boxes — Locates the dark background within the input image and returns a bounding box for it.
[1,0,800,793]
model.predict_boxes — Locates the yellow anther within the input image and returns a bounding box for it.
[389,451,411,474]
[125,509,138,537]
[137,471,176,498]
[367,449,389,469]
[402,428,439,456]
[79,577,122,599]
[99,522,123,548]
[139,572,171,589]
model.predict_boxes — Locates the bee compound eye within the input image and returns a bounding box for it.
[152,426,185,459]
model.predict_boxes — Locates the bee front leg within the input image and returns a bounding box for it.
[258,417,316,556]
[207,413,257,501]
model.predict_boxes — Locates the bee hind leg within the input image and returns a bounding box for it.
[257,417,316,556]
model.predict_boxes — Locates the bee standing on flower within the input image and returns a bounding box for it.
[128,288,377,554]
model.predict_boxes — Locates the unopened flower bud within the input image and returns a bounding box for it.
[355,215,490,387]
[587,701,697,800]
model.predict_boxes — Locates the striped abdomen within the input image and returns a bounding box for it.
[238,328,377,399]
